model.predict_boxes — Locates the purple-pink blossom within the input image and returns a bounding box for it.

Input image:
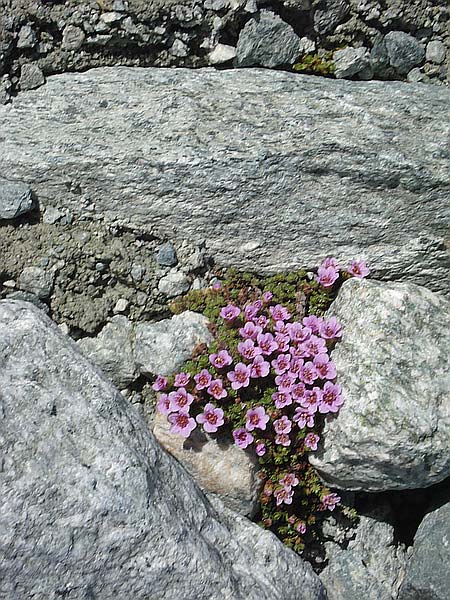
[348,259,370,279]
[257,332,278,356]
[270,304,292,322]
[168,387,194,412]
[271,353,291,375]
[239,321,262,341]
[280,473,299,489]
[156,393,171,415]
[194,369,212,390]
[238,338,262,361]
[245,406,270,431]
[275,433,291,447]
[254,314,269,329]
[274,487,294,506]
[296,521,307,534]
[174,372,190,387]
[299,361,318,385]
[302,335,327,357]
[319,382,344,413]
[220,304,241,322]
[302,315,323,335]
[250,355,270,378]
[227,362,251,390]
[196,402,225,433]
[291,382,306,402]
[152,375,168,391]
[319,317,343,340]
[255,442,267,456]
[293,408,315,429]
[313,354,337,380]
[304,432,320,451]
[262,291,273,303]
[272,391,293,409]
[209,350,233,369]
[233,427,254,449]
[244,301,262,321]
[274,334,290,353]
[288,357,304,379]
[316,265,339,288]
[288,322,311,344]
[168,411,197,438]
[299,388,322,413]
[321,257,340,270]
[274,415,292,434]
[321,492,341,511]
[207,378,227,400]
[275,372,296,392]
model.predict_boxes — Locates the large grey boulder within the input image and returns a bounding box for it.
[1,67,449,294]
[310,278,450,491]
[0,300,325,600]
[398,500,450,600]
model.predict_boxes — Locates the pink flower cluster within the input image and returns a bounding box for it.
[274,472,299,506]
[316,257,370,288]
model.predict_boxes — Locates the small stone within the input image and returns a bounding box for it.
[42,205,64,224]
[62,25,86,51]
[2,280,16,289]
[384,31,426,74]
[17,25,37,49]
[58,323,70,335]
[100,12,123,25]
[426,40,446,64]
[333,46,371,78]
[0,76,11,105]
[158,269,190,298]
[204,0,227,10]
[134,310,213,376]
[18,267,54,300]
[170,39,189,57]
[112,0,128,10]
[209,44,237,65]
[407,68,429,83]
[244,0,258,12]
[113,298,129,314]
[156,242,178,267]
[235,10,302,68]
[20,64,45,91]
[0,179,33,220]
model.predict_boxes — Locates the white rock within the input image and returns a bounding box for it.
[209,44,237,65]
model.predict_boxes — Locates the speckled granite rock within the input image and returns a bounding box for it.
[1,68,449,294]
[0,299,325,600]
[310,278,450,491]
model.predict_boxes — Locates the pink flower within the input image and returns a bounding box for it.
[288,357,304,378]
[250,355,270,378]
[299,361,318,385]
[196,402,225,433]
[207,378,227,400]
[291,382,306,402]
[316,265,339,288]
[321,257,340,270]
[302,315,323,335]
[220,304,241,321]
[270,304,291,322]
[209,350,232,369]
[257,332,278,356]
[319,382,344,414]
[275,433,291,446]
[302,335,327,357]
[174,372,190,387]
[262,291,273,303]
[212,280,222,290]
[168,387,194,412]
[274,334,290,353]
[239,321,262,341]
[271,354,291,375]
[152,375,168,391]
[254,315,269,328]
[293,408,315,429]
[274,415,292,434]
[246,406,270,431]
[296,521,307,534]
[272,391,293,409]
[274,487,294,506]
[319,317,343,340]
[255,442,267,456]
[194,369,212,390]
[275,372,296,392]
[280,473,299,489]
[304,432,320,451]
[156,393,171,415]
[288,322,311,344]
[274,320,290,335]
[168,411,197,438]
[244,301,262,320]
[233,427,254,449]
[348,260,370,279]
[227,363,251,390]
[313,354,337,380]
[321,492,341,511]
[299,387,323,413]
[238,338,262,361]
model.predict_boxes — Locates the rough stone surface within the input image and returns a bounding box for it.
[1,68,449,294]
[19,63,45,90]
[333,46,371,78]
[77,315,139,388]
[209,44,237,65]
[235,10,302,67]
[153,411,262,517]
[134,310,213,376]
[18,266,54,300]
[310,278,450,491]
[313,0,350,34]
[158,268,191,297]
[384,31,426,74]
[0,179,33,220]
[398,500,450,600]
[320,514,407,600]
[426,40,446,65]
[156,242,178,267]
[0,299,325,600]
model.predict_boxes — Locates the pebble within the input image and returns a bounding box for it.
[113,298,129,314]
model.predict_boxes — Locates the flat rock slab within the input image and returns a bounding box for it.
[0,300,324,600]
[310,278,450,491]
[1,68,449,293]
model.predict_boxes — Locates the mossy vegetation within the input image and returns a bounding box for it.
[293,52,336,77]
